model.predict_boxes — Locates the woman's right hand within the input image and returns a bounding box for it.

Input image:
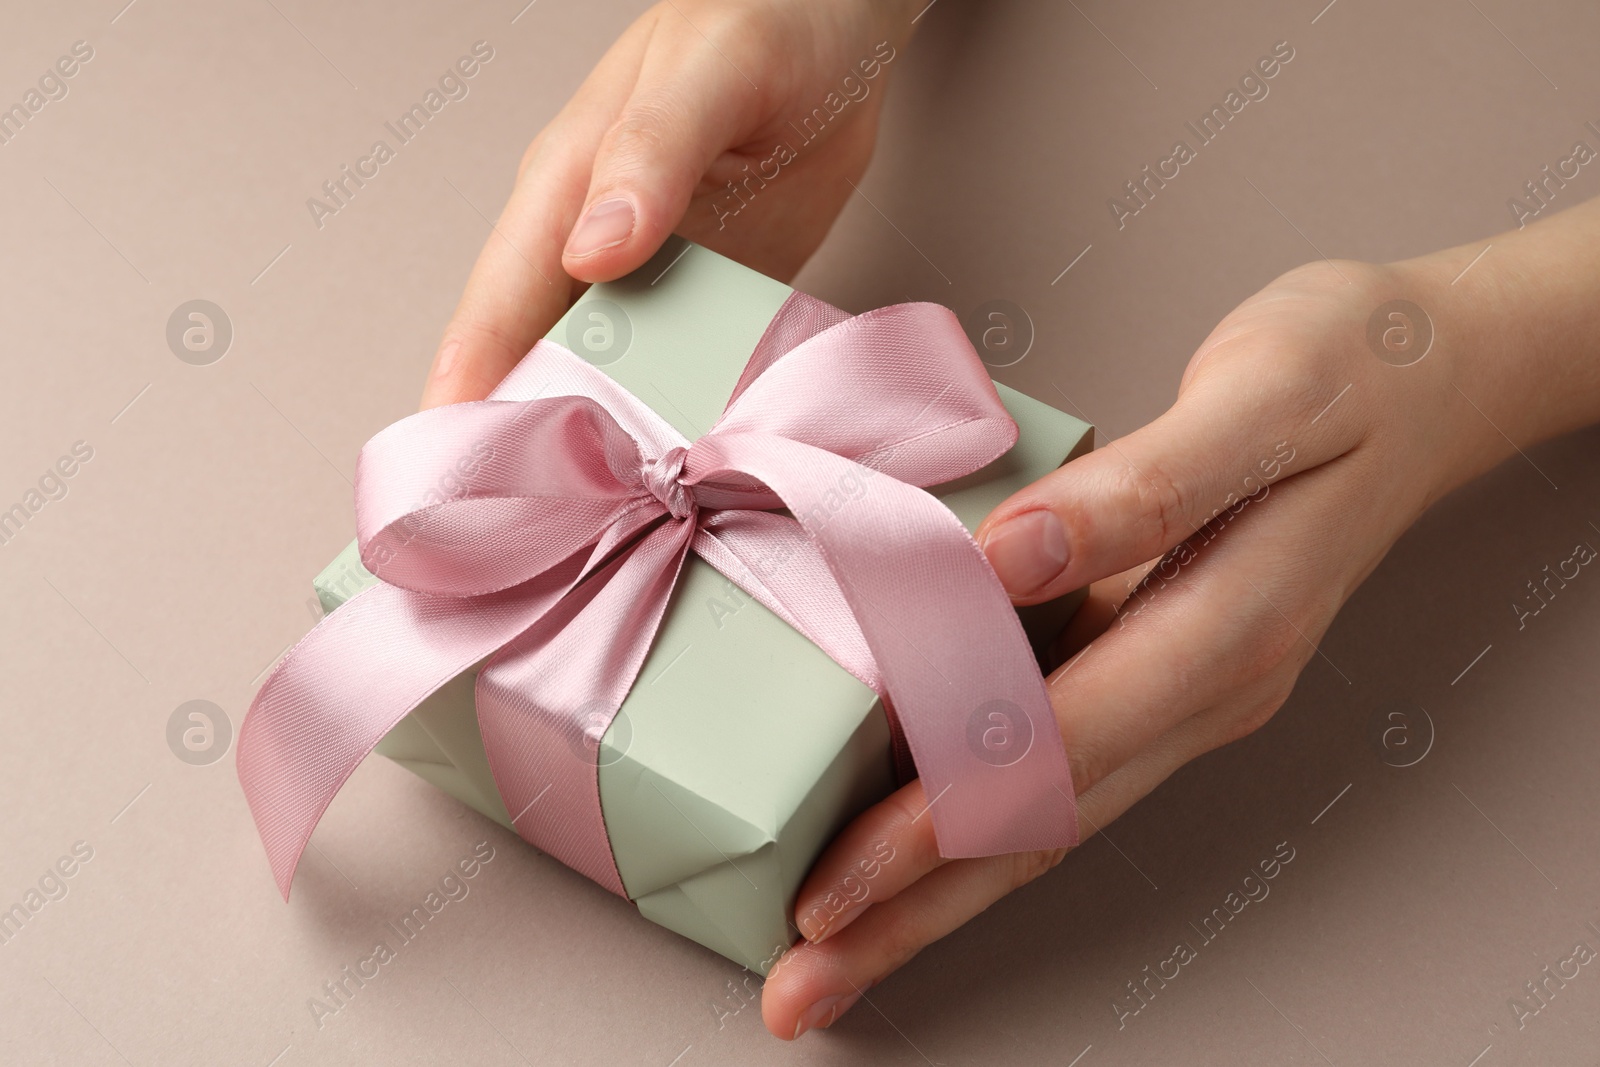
[421,0,922,409]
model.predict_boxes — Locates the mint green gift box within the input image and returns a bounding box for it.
[314,238,1093,973]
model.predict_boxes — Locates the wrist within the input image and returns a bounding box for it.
[1393,199,1600,493]
[1384,250,1521,494]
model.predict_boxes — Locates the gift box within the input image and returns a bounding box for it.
[264,237,1092,973]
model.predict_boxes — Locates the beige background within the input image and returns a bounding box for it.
[2,0,1598,1063]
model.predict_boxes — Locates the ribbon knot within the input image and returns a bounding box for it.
[237,292,1079,905]
[640,446,694,520]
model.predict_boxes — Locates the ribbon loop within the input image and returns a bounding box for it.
[355,395,645,598]
[712,303,1019,488]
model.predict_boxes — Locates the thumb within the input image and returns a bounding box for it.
[561,42,758,282]
[975,377,1346,605]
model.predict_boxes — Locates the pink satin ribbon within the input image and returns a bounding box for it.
[237,291,1078,901]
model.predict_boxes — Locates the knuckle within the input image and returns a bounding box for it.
[1068,741,1118,799]
[882,786,942,869]
[442,317,526,366]
[1231,693,1286,743]
[515,132,547,182]
[1115,460,1191,553]
[1218,678,1295,745]
[654,1,764,53]
[875,912,932,972]
[604,95,681,171]
[1230,583,1313,672]
[1254,613,1306,673]
[1273,259,1346,294]
[685,2,761,42]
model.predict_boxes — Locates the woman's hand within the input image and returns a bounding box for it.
[760,198,1600,1039]
[421,0,922,409]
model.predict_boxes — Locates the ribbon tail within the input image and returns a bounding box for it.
[690,433,1079,858]
[693,510,880,694]
[236,557,586,899]
[476,519,695,898]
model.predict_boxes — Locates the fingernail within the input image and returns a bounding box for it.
[432,341,461,381]
[980,510,1069,596]
[565,197,635,258]
[808,903,864,943]
[793,991,862,1038]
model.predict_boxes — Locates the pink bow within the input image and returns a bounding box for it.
[237,291,1078,901]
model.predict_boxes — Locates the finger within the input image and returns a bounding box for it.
[788,569,1235,953]
[1041,459,1349,805]
[766,852,1025,1038]
[790,544,1247,944]
[791,779,942,945]
[1045,561,1158,668]
[421,21,652,409]
[766,682,1284,1040]
[794,465,1344,949]
[560,18,763,281]
[421,145,585,408]
[772,462,1372,1039]
[975,364,1360,606]
[675,105,877,283]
